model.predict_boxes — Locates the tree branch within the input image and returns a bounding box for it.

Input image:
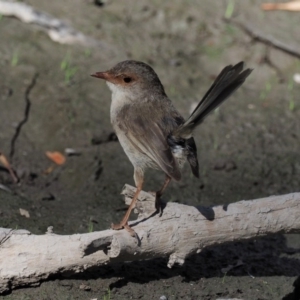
[1,184,300,293]
[224,18,300,60]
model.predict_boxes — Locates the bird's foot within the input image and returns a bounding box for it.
[111,222,136,237]
[155,194,164,217]
[147,191,164,216]
[147,191,163,215]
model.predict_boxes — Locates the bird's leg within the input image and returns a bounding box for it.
[111,168,143,236]
[155,175,171,212]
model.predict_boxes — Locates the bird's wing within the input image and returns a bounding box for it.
[120,104,181,181]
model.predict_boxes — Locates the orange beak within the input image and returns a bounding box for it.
[91,71,121,85]
[91,71,111,80]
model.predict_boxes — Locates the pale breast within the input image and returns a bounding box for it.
[113,123,159,171]
[110,94,159,171]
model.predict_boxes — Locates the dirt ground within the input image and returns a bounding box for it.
[1,0,300,299]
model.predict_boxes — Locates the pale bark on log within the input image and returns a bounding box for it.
[0,184,300,293]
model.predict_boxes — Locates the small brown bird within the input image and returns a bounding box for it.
[92,60,252,234]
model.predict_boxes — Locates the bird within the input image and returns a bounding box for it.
[91,60,252,235]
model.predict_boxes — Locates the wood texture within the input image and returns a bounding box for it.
[1,185,300,293]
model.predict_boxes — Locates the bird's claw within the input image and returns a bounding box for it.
[155,195,163,217]
[111,222,123,230]
[111,222,137,237]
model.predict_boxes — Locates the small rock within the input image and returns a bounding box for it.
[59,281,73,290]
[293,73,300,84]
[79,283,91,291]
[65,148,81,156]
[46,226,54,234]
[19,208,30,218]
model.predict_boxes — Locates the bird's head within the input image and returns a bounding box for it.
[91,60,165,99]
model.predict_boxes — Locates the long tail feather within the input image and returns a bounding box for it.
[175,62,252,138]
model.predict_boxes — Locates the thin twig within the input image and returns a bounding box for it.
[0,152,18,183]
[224,18,300,60]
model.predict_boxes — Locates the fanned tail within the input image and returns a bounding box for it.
[175,62,252,138]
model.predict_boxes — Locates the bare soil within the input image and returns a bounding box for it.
[1,0,300,299]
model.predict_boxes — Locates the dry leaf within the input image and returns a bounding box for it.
[19,208,30,218]
[45,151,66,165]
[262,1,300,11]
[79,283,91,291]
[0,151,18,183]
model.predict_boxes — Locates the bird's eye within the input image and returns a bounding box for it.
[123,77,132,83]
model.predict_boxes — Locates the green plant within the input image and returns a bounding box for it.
[222,272,227,283]
[169,195,177,202]
[203,45,223,59]
[11,51,19,67]
[67,110,76,124]
[225,0,235,19]
[213,135,219,150]
[84,48,92,57]
[288,77,295,111]
[60,54,77,84]
[88,217,94,233]
[225,24,235,35]
[261,280,274,295]
[201,167,207,177]
[103,288,111,300]
[259,81,272,101]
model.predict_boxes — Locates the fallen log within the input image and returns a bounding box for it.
[0,184,299,293]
